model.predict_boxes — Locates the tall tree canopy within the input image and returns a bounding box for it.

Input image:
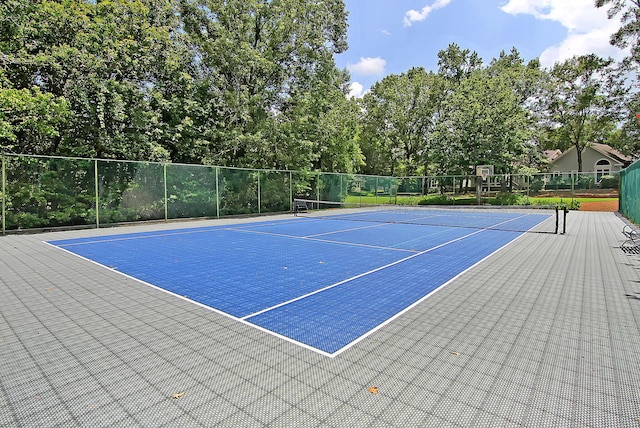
[1,0,185,159]
[179,0,350,169]
[0,0,357,172]
[597,0,640,157]
[596,0,640,65]
[537,54,625,171]
[358,47,545,177]
[0,0,635,177]
[359,67,443,176]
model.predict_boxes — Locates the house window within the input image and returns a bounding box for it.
[595,159,611,181]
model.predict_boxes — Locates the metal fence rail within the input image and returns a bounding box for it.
[0,153,620,234]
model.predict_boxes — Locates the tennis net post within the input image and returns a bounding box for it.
[553,205,569,235]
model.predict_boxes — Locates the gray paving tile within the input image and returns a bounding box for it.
[1,212,640,426]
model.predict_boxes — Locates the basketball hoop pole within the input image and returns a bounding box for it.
[475,165,493,204]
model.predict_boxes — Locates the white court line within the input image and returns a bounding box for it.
[240,229,486,320]
[304,220,392,238]
[240,213,531,322]
[301,210,547,231]
[225,225,418,253]
[49,218,305,247]
[45,212,548,359]
[50,215,402,247]
[44,240,337,358]
[44,229,486,360]
[51,228,226,246]
[328,227,534,357]
[299,215,486,250]
[52,211,544,248]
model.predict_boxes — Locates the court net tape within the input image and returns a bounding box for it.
[293,199,567,234]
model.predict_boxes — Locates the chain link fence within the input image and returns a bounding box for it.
[620,159,640,224]
[0,153,620,234]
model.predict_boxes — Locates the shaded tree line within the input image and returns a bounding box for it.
[1,0,638,177]
[0,0,361,173]
[360,43,630,176]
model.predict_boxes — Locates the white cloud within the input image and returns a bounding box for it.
[347,57,387,76]
[348,82,365,99]
[500,0,627,68]
[381,29,391,36]
[403,0,453,27]
[539,26,625,67]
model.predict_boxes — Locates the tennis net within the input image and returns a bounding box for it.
[293,199,567,234]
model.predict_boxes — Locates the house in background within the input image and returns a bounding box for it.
[547,143,632,181]
[543,149,562,164]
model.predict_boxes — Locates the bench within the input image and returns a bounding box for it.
[293,200,308,216]
[622,224,640,247]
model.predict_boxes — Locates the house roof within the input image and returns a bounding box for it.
[590,143,632,165]
[543,149,562,162]
[548,143,632,167]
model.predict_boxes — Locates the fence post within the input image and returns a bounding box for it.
[289,171,292,212]
[453,177,456,205]
[215,167,220,218]
[94,159,100,229]
[1,154,5,235]
[163,163,168,222]
[257,171,261,214]
[618,171,622,216]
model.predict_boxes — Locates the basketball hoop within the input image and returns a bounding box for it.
[476,165,494,181]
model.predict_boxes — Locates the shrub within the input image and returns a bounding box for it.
[549,176,569,190]
[598,175,618,189]
[576,175,595,190]
[395,196,422,205]
[566,199,581,210]
[529,178,544,193]
[493,192,528,206]
[417,195,450,205]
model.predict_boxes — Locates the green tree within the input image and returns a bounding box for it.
[1,0,183,160]
[486,48,547,172]
[179,0,349,169]
[430,44,484,176]
[430,48,538,176]
[596,0,640,159]
[596,0,640,65]
[538,54,625,172]
[359,67,444,176]
[284,68,363,173]
[0,0,357,173]
[0,84,70,153]
[432,68,532,175]
[437,43,483,85]
[607,91,640,157]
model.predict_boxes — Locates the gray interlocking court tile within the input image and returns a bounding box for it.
[1,212,639,427]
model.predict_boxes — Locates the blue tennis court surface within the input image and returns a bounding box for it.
[48,209,552,356]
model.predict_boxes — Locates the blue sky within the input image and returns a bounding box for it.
[335,0,627,97]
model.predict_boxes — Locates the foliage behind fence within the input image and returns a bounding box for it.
[0,153,620,234]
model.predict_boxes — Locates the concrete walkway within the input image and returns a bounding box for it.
[1,211,639,427]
